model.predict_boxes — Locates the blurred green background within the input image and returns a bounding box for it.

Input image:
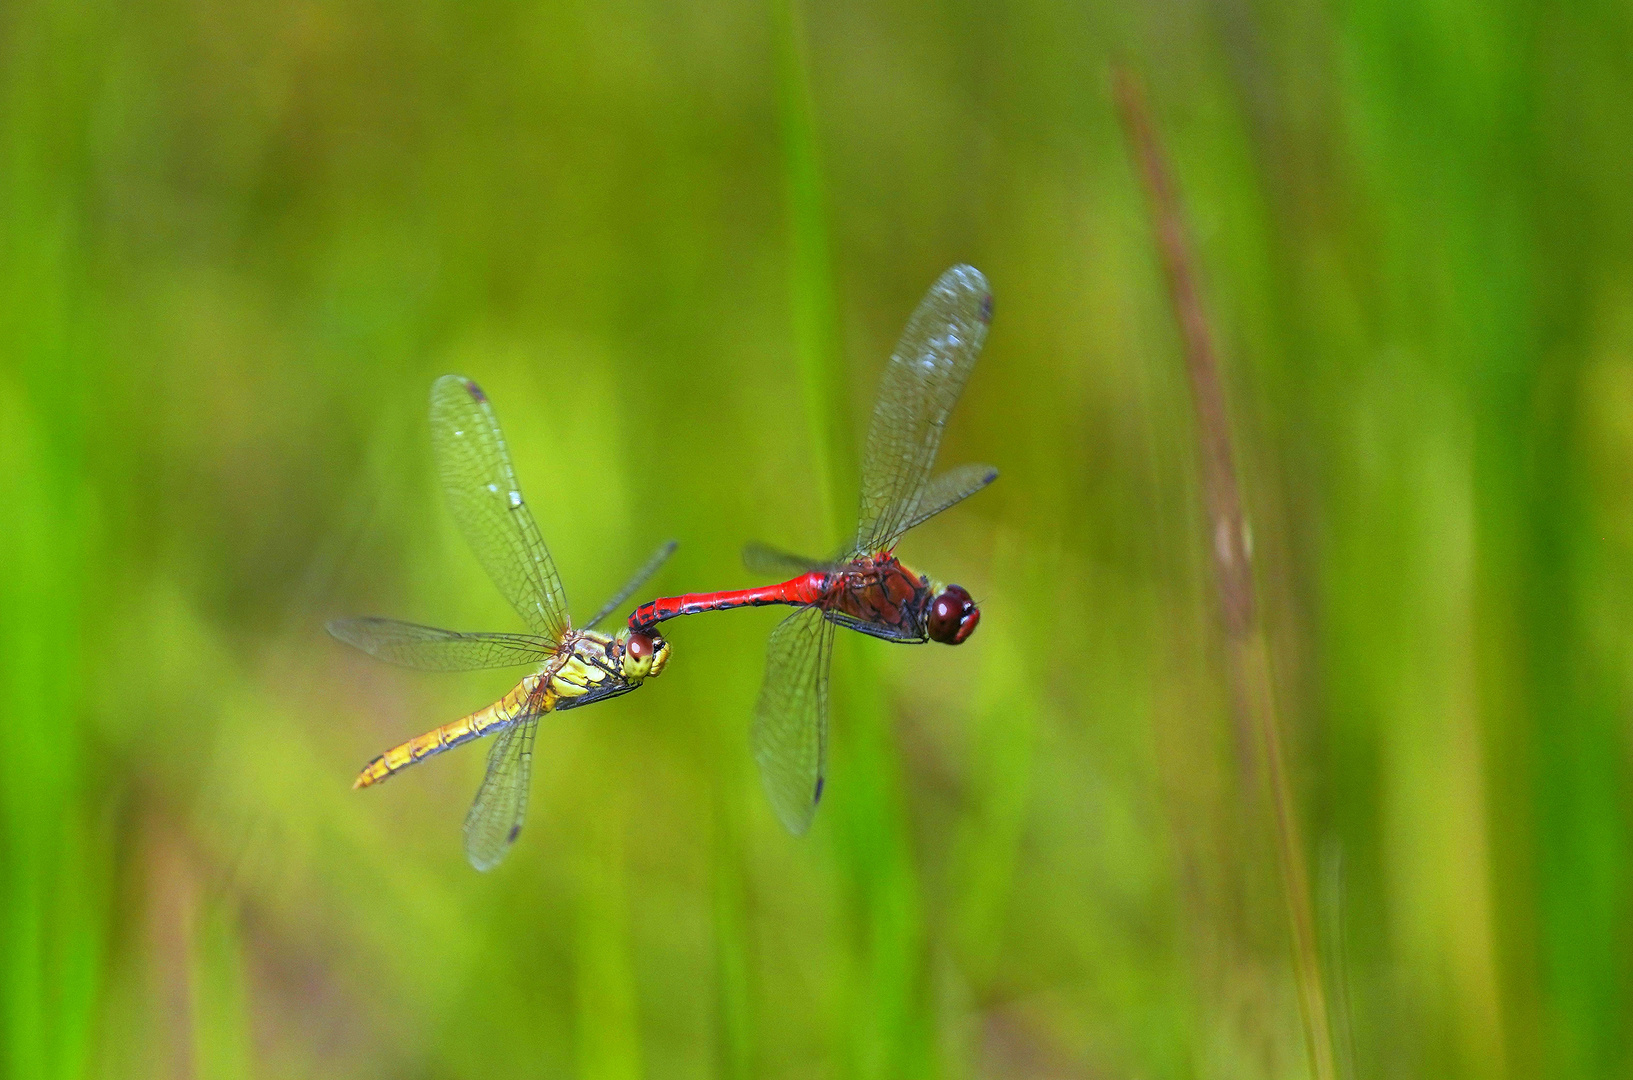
[3,0,1631,1077]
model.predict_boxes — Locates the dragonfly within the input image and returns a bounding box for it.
[629,264,995,834]
[330,374,674,870]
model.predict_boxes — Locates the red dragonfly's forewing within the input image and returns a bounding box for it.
[326,618,553,670]
[464,712,539,871]
[431,375,570,645]
[752,606,836,835]
[853,265,992,558]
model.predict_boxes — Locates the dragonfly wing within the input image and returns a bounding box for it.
[584,540,678,631]
[751,606,836,835]
[430,375,569,644]
[741,542,831,578]
[854,266,992,557]
[326,618,553,671]
[464,712,538,871]
[893,463,998,537]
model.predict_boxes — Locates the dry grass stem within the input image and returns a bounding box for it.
[1113,65,1338,1080]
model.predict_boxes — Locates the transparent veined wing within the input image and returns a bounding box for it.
[741,542,832,578]
[430,375,569,645]
[854,266,992,557]
[751,606,836,835]
[326,618,553,671]
[584,540,678,631]
[464,713,539,871]
[892,463,998,538]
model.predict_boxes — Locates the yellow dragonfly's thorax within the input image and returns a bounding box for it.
[547,626,671,709]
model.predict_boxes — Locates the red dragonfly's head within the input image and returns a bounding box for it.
[926,584,980,645]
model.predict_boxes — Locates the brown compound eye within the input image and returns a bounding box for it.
[927,584,978,644]
[622,630,661,678]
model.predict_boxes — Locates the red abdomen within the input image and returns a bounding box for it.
[629,572,827,632]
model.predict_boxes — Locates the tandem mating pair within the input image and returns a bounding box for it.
[328,265,998,869]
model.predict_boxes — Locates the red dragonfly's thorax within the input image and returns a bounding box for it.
[822,554,934,638]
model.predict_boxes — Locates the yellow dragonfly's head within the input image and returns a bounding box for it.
[615,626,671,682]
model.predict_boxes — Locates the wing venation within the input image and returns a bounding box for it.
[430,375,569,643]
[327,618,552,671]
[853,266,991,556]
[751,607,835,835]
[464,715,538,871]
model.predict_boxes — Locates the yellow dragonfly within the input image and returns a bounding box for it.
[329,374,674,870]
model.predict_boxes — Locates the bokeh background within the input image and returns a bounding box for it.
[3,0,1631,1077]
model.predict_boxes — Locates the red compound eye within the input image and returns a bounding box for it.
[626,632,654,662]
[927,584,978,644]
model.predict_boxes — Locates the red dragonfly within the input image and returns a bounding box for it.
[629,264,995,833]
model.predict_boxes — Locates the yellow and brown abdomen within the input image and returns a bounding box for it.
[353,674,547,789]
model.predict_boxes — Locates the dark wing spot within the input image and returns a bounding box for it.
[979,293,994,324]
[813,776,825,804]
[983,468,999,484]
[507,824,521,842]
[465,379,488,403]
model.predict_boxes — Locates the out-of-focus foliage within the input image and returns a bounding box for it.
[2,0,1630,1077]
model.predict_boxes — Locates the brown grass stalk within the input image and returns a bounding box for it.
[1113,66,1337,1080]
